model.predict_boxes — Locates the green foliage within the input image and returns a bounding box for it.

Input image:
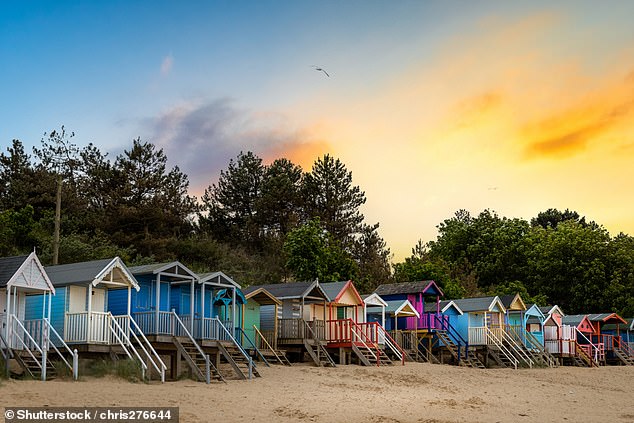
[283,218,357,282]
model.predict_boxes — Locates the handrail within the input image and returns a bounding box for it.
[253,325,285,365]
[499,326,534,368]
[614,336,634,357]
[42,319,78,379]
[9,314,43,372]
[329,319,379,365]
[303,319,337,367]
[371,322,405,365]
[522,329,556,367]
[108,314,147,379]
[172,312,211,384]
[575,328,601,364]
[214,317,254,379]
[128,315,167,382]
[485,327,519,369]
[237,327,269,367]
[0,329,13,361]
[434,314,469,361]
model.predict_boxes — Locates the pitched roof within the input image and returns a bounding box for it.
[198,271,240,288]
[0,255,29,287]
[244,287,281,306]
[423,300,463,315]
[46,258,113,285]
[374,280,443,296]
[368,300,420,317]
[129,261,197,281]
[0,253,55,293]
[320,281,363,304]
[499,294,527,311]
[452,296,506,313]
[243,281,328,301]
[587,313,627,325]
[363,293,388,308]
[45,257,139,290]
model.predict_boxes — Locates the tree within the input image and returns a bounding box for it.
[110,138,198,255]
[350,223,392,294]
[525,221,611,313]
[0,140,36,212]
[200,151,264,248]
[302,154,366,245]
[393,241,465,299]
[531,208,588,229]
[33,126,81,264]
[283,218,357,282]
[256,158,304,237]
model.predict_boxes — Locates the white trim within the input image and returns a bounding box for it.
[91,257,140,291]
[363,293,388,308]
[6,252,55,294]
[198,271,240,288]
[441,300,464,315]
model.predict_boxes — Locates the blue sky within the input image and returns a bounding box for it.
[3,1,634,261]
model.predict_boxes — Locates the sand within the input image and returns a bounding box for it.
[1,363,633,423]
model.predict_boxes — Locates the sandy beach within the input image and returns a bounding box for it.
[1,363,633,423]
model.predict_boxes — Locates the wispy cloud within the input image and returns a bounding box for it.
[145,99,330,195]
[160,54,173,76]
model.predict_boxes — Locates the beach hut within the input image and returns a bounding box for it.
[241,286,289,365]
[109,262,255,382]
[29,257,164,381]
[245,281,335,366]
[586,313,633,365]
[363,293,387,328]
[374,280,444,331]
[560,314,602,366]
[196,271,246,342]
[320,280,404,366]
[1,253,76,380]
[451,296,535,369]
[498,295,556,367]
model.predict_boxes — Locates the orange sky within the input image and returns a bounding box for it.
[280,12,634,261]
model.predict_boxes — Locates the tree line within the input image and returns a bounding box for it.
[1,127,633,316]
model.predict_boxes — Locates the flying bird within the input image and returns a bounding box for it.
[312,65,330,77]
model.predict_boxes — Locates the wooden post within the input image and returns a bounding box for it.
[87,284,93,341]
[155,274,161,334]
[232,286,236,336]
[190,279,195,334]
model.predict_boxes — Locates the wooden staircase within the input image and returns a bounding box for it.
[613,347,634,366]
[435,330,483,368]
[172,337,224,382]
[218,342,260,379]
[574,343,598,368]
[351,343,392,366]
[487,347,517,368]
[303,339,336,367]
[414,336,439,364]
[13,350,56,380]
[252,326,292,366]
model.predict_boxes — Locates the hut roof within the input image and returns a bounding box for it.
[452,296,506,313]
[0,253,55,293]
[374,280,443,297]
[0,255,30,287]
[243,281,328,301]
[45,257,139,290]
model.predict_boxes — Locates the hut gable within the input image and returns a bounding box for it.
[321,281,363,306]
[452,296,506,314]
[0,252,54,293]
[363,293,387,308]
[562,315,595,333]
[499,294,527,311]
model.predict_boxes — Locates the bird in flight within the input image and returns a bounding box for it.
[312,65,330,77]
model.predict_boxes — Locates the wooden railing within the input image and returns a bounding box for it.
[614,336,634,357]
[133,311,174,335]
[389,330,417,351]
[278,318,325,341]
[469,326,487,345]
[417,313,449,330]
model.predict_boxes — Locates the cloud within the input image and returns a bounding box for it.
[160,54,173,76]
[145,99,330,196]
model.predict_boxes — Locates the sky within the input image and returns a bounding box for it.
[2,0,634,262]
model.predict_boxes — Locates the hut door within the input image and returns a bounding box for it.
[93,288,106,312]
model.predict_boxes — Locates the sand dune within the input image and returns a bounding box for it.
[1,363,633,423]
